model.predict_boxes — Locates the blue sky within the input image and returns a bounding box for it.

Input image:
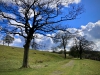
[0,0,100,51]
[67,0,100,28]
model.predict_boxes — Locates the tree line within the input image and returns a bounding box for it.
[52,31,98,60]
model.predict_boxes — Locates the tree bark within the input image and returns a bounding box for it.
[64,49,66,59]
[22,45,29,68]
[21,38,31,68]
[62,37,66,59]
[79,41,82,59]
[79,49,82,59]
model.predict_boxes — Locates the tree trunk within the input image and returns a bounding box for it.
[21,38,31,68]
[79,42,82,59]
[80,50,82,59]
[22,45,29,68]
[62,37,66,59]
[64,49,66,59]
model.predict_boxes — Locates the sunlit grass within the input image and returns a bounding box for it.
[0,45,100,75]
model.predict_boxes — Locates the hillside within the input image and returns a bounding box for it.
[0,45,100,75]
[0,45,63,69]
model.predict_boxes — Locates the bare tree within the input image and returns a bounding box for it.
[0,0,84,68]
[53,30,73,58]
[73,36,95,59]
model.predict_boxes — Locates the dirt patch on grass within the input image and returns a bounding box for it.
[62,60,74,68]
[51,70,63,75]
[51,60,74,75]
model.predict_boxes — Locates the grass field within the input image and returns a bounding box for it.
[0,45,100,75]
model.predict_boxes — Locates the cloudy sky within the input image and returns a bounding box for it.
[0,0,100,51]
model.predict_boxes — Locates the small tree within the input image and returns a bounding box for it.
[72,36,95,59]
[53,30,73,58]
[3,34,14,46]
[69,45,80,58]
[51,46,58,53]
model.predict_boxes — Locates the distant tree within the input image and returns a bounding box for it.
[51,46,58,53]
[71,36,95,59]
[69,45,79,58]
[53,30,73,58]
[0,0,84,68]
[3,34,14,46]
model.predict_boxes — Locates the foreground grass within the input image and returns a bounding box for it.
[0,45,100,75]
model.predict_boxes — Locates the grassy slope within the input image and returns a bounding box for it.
[0,45,100,75]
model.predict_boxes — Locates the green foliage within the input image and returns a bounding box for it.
[69,46,80,58]
[3,34,14,46]
[69,45,100,61]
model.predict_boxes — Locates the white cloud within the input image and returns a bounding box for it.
[81,20,100,51]
[73,0,81,4]
[81,20,100,39]
[3,0,81,8]
[66,38,74,51]
[10,36,25,47]
[67,28,77,33]
[9,20,25,27]
[34,34,53,50]
[40,0,81,8]
[2,12,16,19]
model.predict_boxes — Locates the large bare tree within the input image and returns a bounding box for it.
[0,0,84,68]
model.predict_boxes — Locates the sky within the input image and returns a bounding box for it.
[0,0,100,51]
[67,0,100,28]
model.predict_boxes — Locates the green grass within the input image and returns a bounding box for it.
[0,45,100,75]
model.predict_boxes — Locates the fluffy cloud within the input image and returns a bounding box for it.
[34,34,53,50]
[2,12,16,19]
[10,35,25,47]
[81,20,100,51]
[3,0,81,8]
[81,21,100,39]
[67,28,77,33]
[40,0,81,8]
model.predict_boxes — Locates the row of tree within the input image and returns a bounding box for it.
[69,36,96,59]
[69,47,100,61]
[52,30,96,59]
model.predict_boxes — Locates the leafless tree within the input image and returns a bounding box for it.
[0,0,84,68]
[53,30,73,58]
[73,36,95,59]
